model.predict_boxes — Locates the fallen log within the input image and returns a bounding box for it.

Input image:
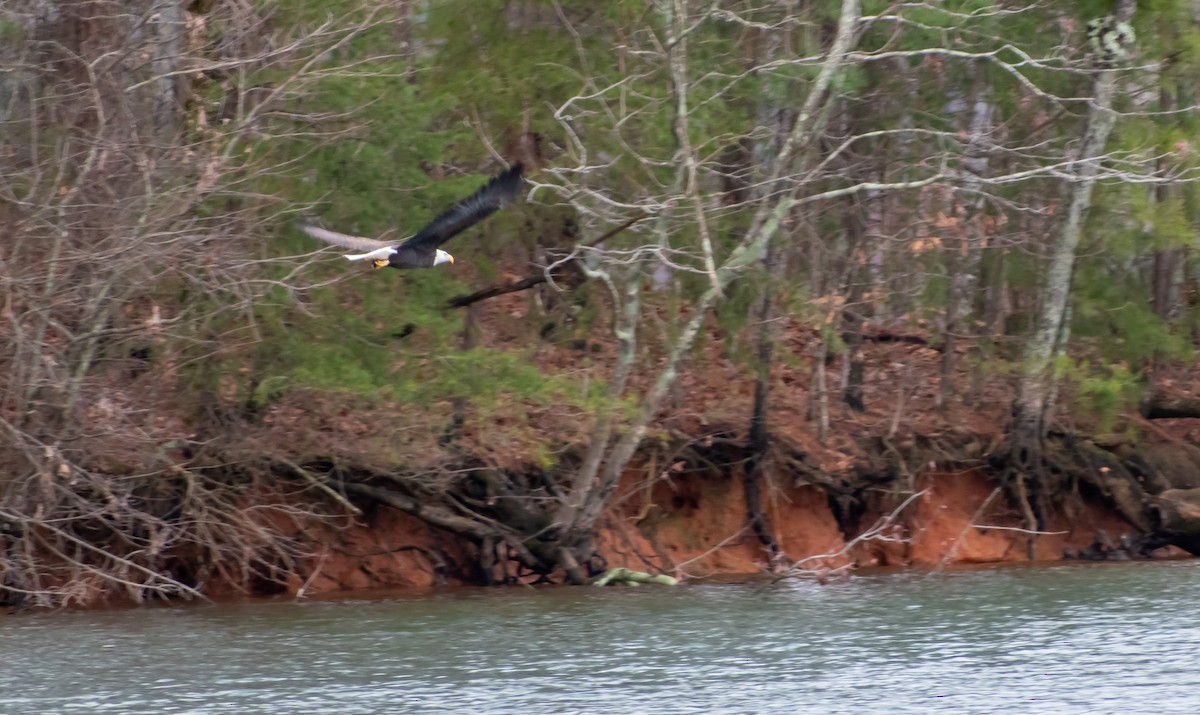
[1141,393,1200,420]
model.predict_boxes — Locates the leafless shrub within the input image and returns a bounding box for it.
[0,0,399,607]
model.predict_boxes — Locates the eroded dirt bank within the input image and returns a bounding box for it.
[8,427,1197,609]
[278,461,1190,597]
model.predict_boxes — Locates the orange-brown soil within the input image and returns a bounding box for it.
[272,466,1184,596]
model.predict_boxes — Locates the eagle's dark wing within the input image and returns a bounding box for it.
[298,225,395,251]
[398,164,524,255]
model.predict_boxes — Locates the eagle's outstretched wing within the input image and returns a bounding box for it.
[398,164,524,255]
[298,225,394,252]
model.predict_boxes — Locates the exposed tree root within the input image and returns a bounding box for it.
[989,432,1200,560]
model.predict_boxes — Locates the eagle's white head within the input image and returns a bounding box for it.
[434,249,455,266]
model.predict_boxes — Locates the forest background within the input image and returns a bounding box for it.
[3,0,1200,607]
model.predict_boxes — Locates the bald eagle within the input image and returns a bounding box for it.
[300,163,525,269]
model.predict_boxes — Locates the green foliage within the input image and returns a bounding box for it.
[712,269,761,360]
[423,0,588,139]
[1056,358,1142,433]
[1136,0,1200,66]
[1078,302,1191,366]
[281,329,395,396]
[1071,180,1195,368]
[271,79,464,240]
[0,17,22,43]
[408,347,557,404]
[177,0,1200,458]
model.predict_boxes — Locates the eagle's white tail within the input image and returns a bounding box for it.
[345,246,396,262]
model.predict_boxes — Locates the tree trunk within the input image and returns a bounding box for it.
[841,298,866,412]
[441,303,480,446]
[970,233,1006,404]
[1009,0,1136,555]
[940,69,991,408]
[741,11,798,571]
[1010,0,1135,460]
[1147,83,1180,397]
[746,237,787,567]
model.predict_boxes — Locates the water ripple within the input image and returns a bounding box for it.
[2,561,1199,714]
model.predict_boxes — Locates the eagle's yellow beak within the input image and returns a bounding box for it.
[372,259,389,270]
[448,255,455,264]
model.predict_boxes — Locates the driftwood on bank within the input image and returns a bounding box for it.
[590,567,678,587]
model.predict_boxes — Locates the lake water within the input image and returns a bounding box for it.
[3,561,1199,714]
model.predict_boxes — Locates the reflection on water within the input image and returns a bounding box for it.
[3,561,1199,714]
